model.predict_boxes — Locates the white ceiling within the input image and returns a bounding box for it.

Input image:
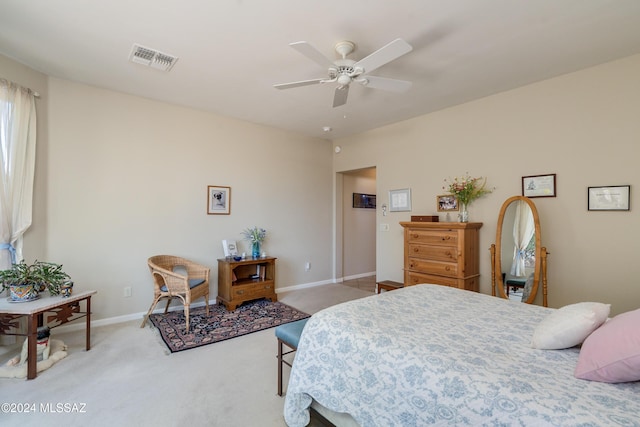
[2,0,640,140]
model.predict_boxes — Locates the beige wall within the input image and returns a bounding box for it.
[334,53,640,316]
[44,78,334,320]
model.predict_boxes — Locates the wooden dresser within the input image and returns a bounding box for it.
[400,222,483,292]
[217,257,277,310]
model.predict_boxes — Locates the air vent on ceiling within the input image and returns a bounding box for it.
[129,44,178,72]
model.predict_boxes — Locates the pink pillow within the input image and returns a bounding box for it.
[574,308,640,383]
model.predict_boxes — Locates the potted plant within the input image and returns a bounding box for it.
[0,260,72,301]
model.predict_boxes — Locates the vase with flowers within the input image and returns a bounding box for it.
[444,173,493,222]
[241,226,267,258]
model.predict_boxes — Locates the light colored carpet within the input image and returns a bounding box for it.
[0,282,373,427]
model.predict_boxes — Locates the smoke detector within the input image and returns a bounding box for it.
[129,44,178,72]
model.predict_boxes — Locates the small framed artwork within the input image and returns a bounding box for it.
[207,185,231,215]
[353,193,376,209]
[222,240,238,257]
[389,188,412,212]
[522,173,556,198]
[588,185,630,211]
[436,194,459,212]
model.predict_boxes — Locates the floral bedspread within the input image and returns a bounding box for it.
[284,284,640,426]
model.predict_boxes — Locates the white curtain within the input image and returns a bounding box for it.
[0,79,37,269]
[509,200,534,277]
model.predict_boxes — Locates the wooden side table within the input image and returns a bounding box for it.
[217,257,277,310]
[0,290,96,379]
[376,280,404,294]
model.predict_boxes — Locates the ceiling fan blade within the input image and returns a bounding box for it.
[274,78,325,90]
[289,41,335,69]
[360,76,412,92]
[333,85,350,108]
[354,38,413,74]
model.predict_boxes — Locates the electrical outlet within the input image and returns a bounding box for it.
[305,262,311,271]
[123,286,132,297]
[380,223,390,232]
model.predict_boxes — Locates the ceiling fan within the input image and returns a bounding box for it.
[274,38,413,108]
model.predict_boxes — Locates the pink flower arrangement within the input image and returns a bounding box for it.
[444,173,493,206]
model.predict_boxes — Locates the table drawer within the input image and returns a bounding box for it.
[408,258,458,276]
[232,282,274,299]
[406,229,458,246]
[408,243,458,262]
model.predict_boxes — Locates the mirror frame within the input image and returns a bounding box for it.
[490,195,548,306]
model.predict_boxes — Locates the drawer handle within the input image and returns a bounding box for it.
[441,236,451,241]
[412,233,419,239]
[413,247,419,253]
[264,285,271,290]
[444,266,451,271]
[236,290,244,295]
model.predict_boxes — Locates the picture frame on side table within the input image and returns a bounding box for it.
[208,185,231,215]
[588,185,630,211]
[222,240,239,257]
[436,194,459,212]
[522,174,556,198]
[389,188,412,212]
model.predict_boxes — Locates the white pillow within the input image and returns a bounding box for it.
[531,302,610,350]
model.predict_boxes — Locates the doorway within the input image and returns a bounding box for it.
[337,167,377,286]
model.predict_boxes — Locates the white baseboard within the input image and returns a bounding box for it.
[52,279,341,334]
[341,271,376,282]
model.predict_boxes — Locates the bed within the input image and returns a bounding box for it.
[284,284,640,426]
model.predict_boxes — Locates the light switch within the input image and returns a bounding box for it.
[380,223,390,232]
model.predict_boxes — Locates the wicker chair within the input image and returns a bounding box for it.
[140,255,210,331]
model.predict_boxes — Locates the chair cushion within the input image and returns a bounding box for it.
[275,318,309,349]
[160,278,205,292]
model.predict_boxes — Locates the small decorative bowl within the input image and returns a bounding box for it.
[233,256,242,261]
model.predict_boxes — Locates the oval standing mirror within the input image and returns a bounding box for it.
[490,196,548,306]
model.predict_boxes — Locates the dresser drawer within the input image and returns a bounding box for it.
[405,271,457,287]
[408,258,458,276]
[406,229,458,246]
[408,244,458,263]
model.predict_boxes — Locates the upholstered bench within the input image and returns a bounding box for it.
[506,278,526,296]
[275,318,309,396]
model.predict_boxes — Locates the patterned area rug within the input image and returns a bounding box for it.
[149,299,310,353]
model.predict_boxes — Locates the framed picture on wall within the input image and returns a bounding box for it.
[436,194,459,212]
[207,185,231,215]
[522,174,556,198]
[389,188,412,212]
[588,185,630,211]
[353,193,376,209]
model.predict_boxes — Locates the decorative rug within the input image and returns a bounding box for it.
[149,299,310,353]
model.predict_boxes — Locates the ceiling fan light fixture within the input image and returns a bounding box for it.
[274,38,413,108]
[337,75,351,85]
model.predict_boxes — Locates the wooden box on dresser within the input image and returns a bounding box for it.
[400,222,483,292]
[217,257,277,311]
